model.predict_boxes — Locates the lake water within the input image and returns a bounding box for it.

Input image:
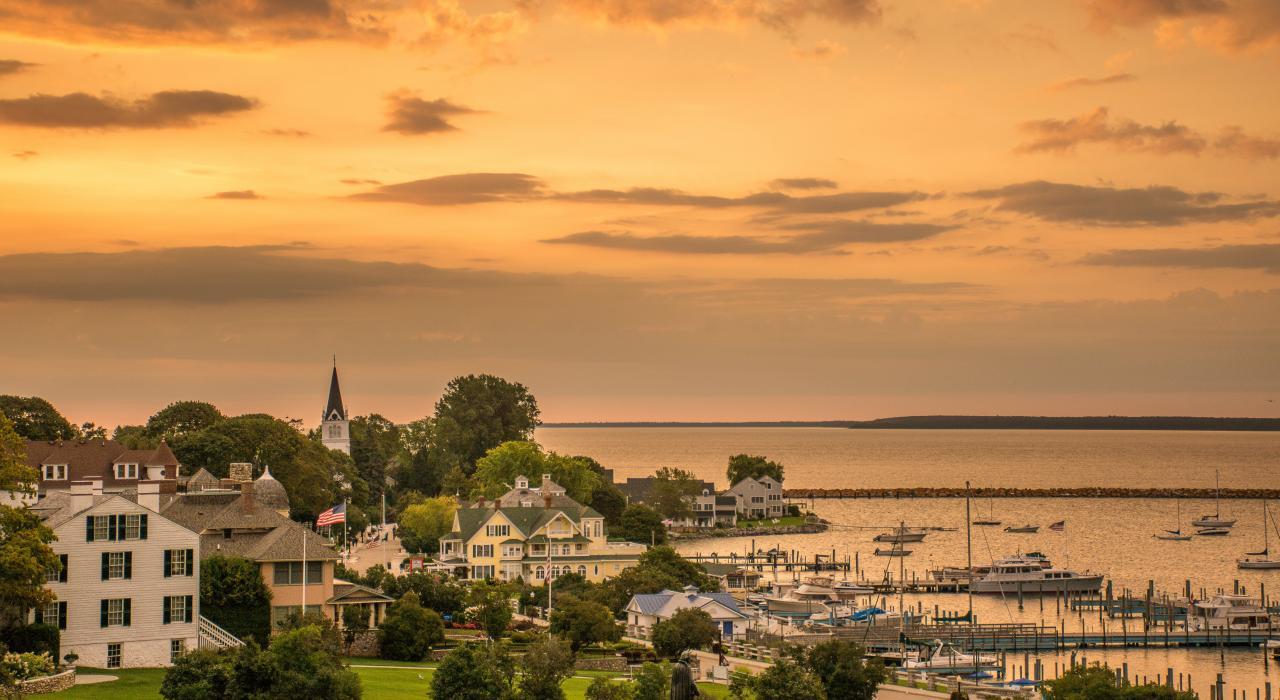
[536,427,1280,696]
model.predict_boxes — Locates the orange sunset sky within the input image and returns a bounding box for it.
[1,0,1278,428]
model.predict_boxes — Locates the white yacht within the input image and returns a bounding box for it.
[1237,501,1280,570]
[764,577,839,614]
[970,556,1104,594]
[1189,594,1277,631]
[874,527,927,543]
[903,640,1001,674]
[833,581,875,599]
[1191,469,1236,528]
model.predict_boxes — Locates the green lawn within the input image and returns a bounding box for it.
[45,665,730,699]
[734,515,808,528]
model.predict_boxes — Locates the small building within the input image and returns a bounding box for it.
[624,586,750,641]
[699,563,763,591]
[678,490,738,528]
[27,440,180,497]
[726,476,785,520]
[32,479,200,668]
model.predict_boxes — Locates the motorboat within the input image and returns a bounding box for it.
[1191,469,1236,528]
[1155,498,1193,540]
[764,577,838,614]
[1004,524,1038,533]
[902,640,1001,674]
[833,581,875,599]
[875,547,912,557]
[1237,501,1280,570]
[972,519,1001,526]
[970,556,1104,594]
[1189,594,1277,631]
[1020,552,1052,568]
[1196,528,1231,536]
[874,527,927,543]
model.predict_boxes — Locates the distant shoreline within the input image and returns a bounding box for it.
[542,415,1280,431]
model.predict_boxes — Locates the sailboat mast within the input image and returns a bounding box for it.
[965,481,973,625]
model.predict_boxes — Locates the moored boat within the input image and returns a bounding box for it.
[969,556,1103,594]
[1191,469,1236,528]
[1004,524,1039,533]
[902,640,1001,674]
[874,527,927,543]
[1188,594,1277,631]
[1237,501,1280,570]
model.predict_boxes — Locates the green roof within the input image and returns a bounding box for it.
[455,504,602,543]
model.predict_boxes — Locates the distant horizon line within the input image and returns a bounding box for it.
[540,415,1280,431]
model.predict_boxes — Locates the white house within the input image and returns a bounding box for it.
[624,586,750,641]
[726,476,785,520]
[33,480,200,668]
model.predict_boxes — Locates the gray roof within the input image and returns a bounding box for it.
[628,589,746,618]
[162,490,338,562]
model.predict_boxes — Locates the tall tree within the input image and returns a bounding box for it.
[517,635,575,700]
[0,395,78,441]
[397,496,457,553]
[726,454,785,486]
[473,441,601,504]
[433,375,540,474]
[648,467,702,520]
[377,591,444,661]
[349,414,403,500]
[146,401,226,440]
[616,504,666,546]
[200,555,273,644]
[800,639,886,700]
[0,414,58,629]
[650,608,718,658]
[430,642,516,700]
[548,595,620,651]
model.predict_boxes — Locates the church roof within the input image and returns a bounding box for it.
[324,365,347,421]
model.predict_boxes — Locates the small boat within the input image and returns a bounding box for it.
[1156,498,1193,540]
[1004,525,1039,533]
[1189,594,1277,631]
[874,547,912,557]
[833,581,875,598]
[934,611,973,624]
[1238,501,1280,569]
[1191,469,1236,528]
[874,527,927,543]
[1197,528,1231,536]
[764,577,839,614]
[970,555,1104,594]
[902,640,1001,674]
[972,520,1001,526]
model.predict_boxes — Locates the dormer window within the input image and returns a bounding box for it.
[42,464,67,480]
[114,463,138,479]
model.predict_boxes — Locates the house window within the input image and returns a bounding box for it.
[114,463,138,479]
[485,525,510,537]
[106,643,121,669]
[165,595,192,624]
[271,605,322,628]
[45,555,65,583]
[105,598,129,626]
[124,514,142,540]
[171,639,185,663]
[42,464,66,480]
[273,561,323,585]
[42,602,60,627]
[470,544,494,558]
[577,565,587,577]
[535,566,545,580]
[93,517,110,541]
[167,549,190,576]
[106,551,131,580]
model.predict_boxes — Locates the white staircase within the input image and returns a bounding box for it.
[199,615,245,650]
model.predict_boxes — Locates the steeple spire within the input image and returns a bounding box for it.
[324,364,347,421]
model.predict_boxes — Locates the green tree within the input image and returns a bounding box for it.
[349,414,404,501]
[146,401,225,440]
[473,441,601,504]
[750,659,825,700]
[617,504,666,546]
[517,635,575,700]
[200,555,272,644]
[112,424,156,449]
[431,642,516,700]
[382,572,468,618]
[632,661,671,700]
[594,546,717,615]
[800,639,886,700]
[650,608,719,658]
[161,625,361,700]
[471,582,515,639]
[1043,664,1196,700]
[0,395,77,441]
[433,375,541,473]
[377,591,444,661]
[648,467,702,520]
[160,649,234,700]
[342,604,370,631]
[397,496,457,553]
[585,676,635,700]
[548,595,620,651]
[726,454,784,486]
[0,414,58,628]
[587,481,627,526]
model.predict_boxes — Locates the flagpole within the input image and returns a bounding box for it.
[382,492,388,571]
[302,521,308,614]
[344,498,349,560]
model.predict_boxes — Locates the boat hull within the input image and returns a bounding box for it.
[1191,519,1236,528]
[1237,560,1280,569]
[764,597,831,615]
[874,532,927,543]
[971,574,1104,594]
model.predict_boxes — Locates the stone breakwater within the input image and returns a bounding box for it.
[783,487,1280,499]
[669,523,828,540]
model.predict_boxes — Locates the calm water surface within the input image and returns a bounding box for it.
[536,427,1280,696]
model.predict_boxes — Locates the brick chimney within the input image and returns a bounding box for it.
[240,479,255,513]
[137,480,162,512]
[70,480,94,513]
[228,462,253,482]
[543,494,553,509]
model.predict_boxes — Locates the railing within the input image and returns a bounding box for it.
[199,615,245,650]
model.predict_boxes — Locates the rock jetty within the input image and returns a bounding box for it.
[783,487,1280,499]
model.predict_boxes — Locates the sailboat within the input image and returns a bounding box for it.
[1154,498,1193,541]
[1237,501,1280,570]
[972,496,1001,526]
[1192,470,1236,528]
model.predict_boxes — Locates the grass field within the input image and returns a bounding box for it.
[45,665,732,699]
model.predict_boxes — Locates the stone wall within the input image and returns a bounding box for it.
[343,630,379,658]
[670,523,827,541]
[18,668,76,695]
[574,657,629,672]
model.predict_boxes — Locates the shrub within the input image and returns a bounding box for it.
[430,642,516,700]
[378,592,445,661]
[548,595,621,651]
[650,608,718,658]
[0,651,54,681]
[585,676,635,700]
[632,661,671,700]
[2,623,59,658]
[517,636,574,700]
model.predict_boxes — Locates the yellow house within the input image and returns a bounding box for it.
[439,474,646,583]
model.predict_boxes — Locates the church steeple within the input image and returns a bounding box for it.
[320,361,351,455]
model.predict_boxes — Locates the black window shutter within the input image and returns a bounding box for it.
[86,516,95,542]
[59,554,68,583]
[109,514,118,541]
[185,549,194,577]
[163,597,170,625]
[123,598,131,626]
[124,551,132,580]
[58,602,67,630]
[101,552,109,580]
[100,600,108,628]
[139,514,148,540]
[34,607,43,624]
[185,595,194,623]
[163,550,171,578]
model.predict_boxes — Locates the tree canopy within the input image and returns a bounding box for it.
[377,591,444,661]
[473,441,600,504]
[160,625,361,700]
[0,414,58,629]
[146,401,225,441]
[616,504,666,546]
[0,395,78,441]
[430,642,516,700]
[433,375,541,473]
[650,607,718,658]
[647,467,702,520]
[397,496,457,554]
[549,595,620,651]
[726,454,784,486]
[200,555,273,644]
[1043,664,1196,700]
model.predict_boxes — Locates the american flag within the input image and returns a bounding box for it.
[317,502,346,527]
[1049,520,1065,532]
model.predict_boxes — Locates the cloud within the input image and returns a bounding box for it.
[1017,106,1205,155]
[348,173,546,205]
[1214,126,1280,160]
[11,150,37,159]
[339,178,383,186]
[209,190,263,200]
[261,128,311,137]
[1080,243,1280,273]
[965,180,1280,225]
[1046,73,1135,91]
[770,177,838,190]
[793,39,848,60]
[0,90,257,129]
[1081,0,1280,53]
[382,94,478,135]
[559,0,882,33]
[541,220,954,255]
[556,186,928,213]
[0,59,36,76]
